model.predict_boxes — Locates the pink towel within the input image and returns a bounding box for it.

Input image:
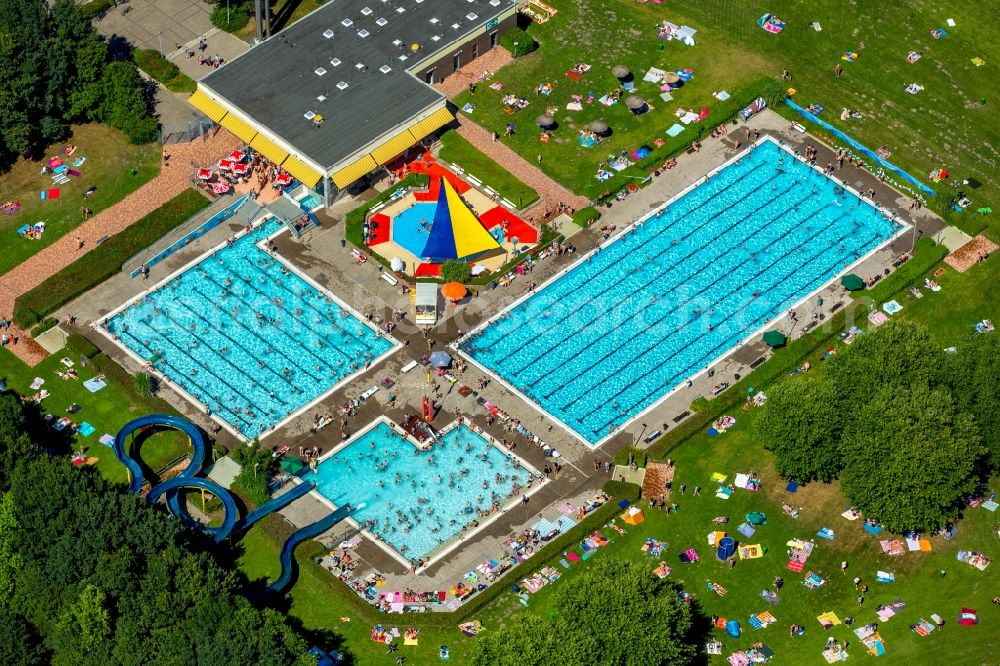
[566,552,582,563]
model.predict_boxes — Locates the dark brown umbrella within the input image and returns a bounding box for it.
[588,120,610,135]
[535,114,556,128]
[626,95,646,110]
[612,65,630,79]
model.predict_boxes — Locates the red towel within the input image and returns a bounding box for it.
[47,189,61,199]
[565,70,581,81]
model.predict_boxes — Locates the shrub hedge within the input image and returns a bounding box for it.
[133,49,197,93]
[499,28,537,57]
[854,236,947,305]
[65,333,101,359]
[602,480,642,501]
[30,317,59,338]
[14,189,208,327]
[572,207,600,227]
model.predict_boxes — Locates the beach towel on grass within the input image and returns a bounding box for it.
[83,377,107,393]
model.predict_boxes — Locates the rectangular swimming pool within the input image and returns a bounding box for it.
[312,419,542,565]
[459,139,903,445]
[101,218,395,439]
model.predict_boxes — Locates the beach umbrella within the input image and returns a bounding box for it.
[196,168,212,180]
[428,351,452,368]
[841,274,865,291]
[612,64,630,79]
[441,281,467,301]
[280,456,305,474]
[588,120,610,135]
[762,331,786,348]
[390,257,405,272]
[536,114,556,129]
[662,71,681,84]
[626,95,647,113]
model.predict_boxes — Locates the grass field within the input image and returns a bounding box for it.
[0,124,160,275]
[0,344,189,485]
[230,224,999,663]
[437,130,540,207]
[453,0,998,213]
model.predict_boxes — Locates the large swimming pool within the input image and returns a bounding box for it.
[313,420,539,563]
[460,139,901,445]
[103,219,395,439]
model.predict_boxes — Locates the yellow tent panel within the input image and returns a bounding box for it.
[370,129,419,166]
[188,90,228,123]
[408,107,453,141]
[250,134,289,165]
[219,114,258,143]
[331,154,377,189]
[443,179,501,259]
[280,155,322,189]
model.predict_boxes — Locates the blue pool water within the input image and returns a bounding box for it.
[313,421,536,562]
[462,140,900,444]
[299,194,321,209]
[391,202,437,257]
[104,219,394,438]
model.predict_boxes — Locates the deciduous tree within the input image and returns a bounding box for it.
[840,384,984,532]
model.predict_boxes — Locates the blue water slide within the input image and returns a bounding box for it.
[113,414,206,494]
[784,98,935,195]
[269,504,353,594]
[146,476,238,543]
[233,480,315,533]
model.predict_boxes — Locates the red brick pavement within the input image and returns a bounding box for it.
[0,129,240,366]
[452,115,590,219]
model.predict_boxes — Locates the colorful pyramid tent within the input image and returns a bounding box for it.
[421,179,502,260]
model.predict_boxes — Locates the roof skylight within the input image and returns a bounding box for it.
[314,67,327,76]
[357,29,369,37]
[341,18,353,27]
[466,12,477,20]
[360,6,372,15]
[330,57,342,66]
[336,81,349,90]
[376,17,388,26]
[379,64,392,73]
[322,28,334,38]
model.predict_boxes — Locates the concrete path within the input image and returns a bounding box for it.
[0,129,240,365]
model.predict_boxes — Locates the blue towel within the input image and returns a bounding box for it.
[707,427,719,437]
[83,378,107,393]
[78,422,96,437]
[817,527,835,540]
[666,123,685,137]
[863,522,883,536]
[737,522,756,538]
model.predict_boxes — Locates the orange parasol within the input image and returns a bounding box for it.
[441,282,467,301]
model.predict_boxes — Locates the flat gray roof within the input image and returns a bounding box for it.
[201,0,515,171]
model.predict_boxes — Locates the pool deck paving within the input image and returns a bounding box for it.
[57,109,949,600]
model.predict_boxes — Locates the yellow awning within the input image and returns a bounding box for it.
[219,114,258,144]
[250,134,289,165]
[369,128,418,166]
[188,90,228,123]
[408,107,453,141]
[281,155,322,189]
[331,154,377,189]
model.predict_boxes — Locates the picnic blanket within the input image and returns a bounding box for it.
[748,611,776,629]
[817,611,841,628]
[666,123,685,137]
[876,600,906,622]
[738,544,765,560]
[804,571,826,589]
[880,539,905,556]
[737,522,756,538]
[817,527,835,540]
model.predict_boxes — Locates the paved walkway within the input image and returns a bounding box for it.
[453,115,590,219]
[0,129,240,365]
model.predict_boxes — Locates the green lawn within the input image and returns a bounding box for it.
[229,225,1000,662]
[0,344,189,485]
[0,123,160,275]
[437,131,539,207]
[455,0,999,210]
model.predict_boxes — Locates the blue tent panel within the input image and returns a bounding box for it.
[421,184,458,260]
